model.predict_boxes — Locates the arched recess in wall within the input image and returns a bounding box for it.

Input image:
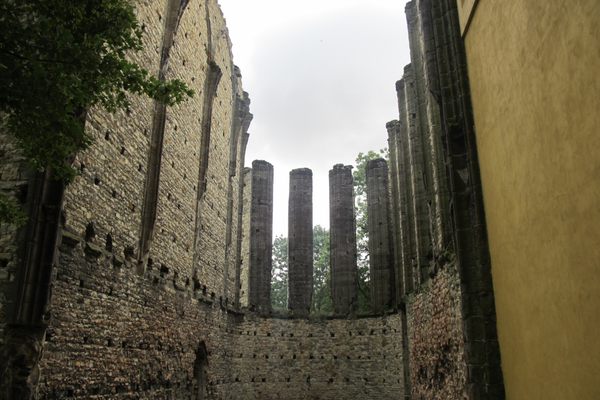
[193,341,209,400]
[191,1,222,276]
[137,0,190,269]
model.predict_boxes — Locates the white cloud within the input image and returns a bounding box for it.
[218,0,410,236]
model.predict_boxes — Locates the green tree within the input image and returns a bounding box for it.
[0,0,193,221]
[312,225,332,315]
[271,226,333,315]
[353,149,387,313]
[270,235,288,310]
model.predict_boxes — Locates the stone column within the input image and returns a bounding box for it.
[396,78,416,295]
[386,121,404,302]
[406,0,452,258]
[403,64,432,287]
[329,164,357,315]
[366,159,395,314]
[248,160,273,314]
[288,168,313,316]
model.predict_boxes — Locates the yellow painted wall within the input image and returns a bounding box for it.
[463,1,600,399]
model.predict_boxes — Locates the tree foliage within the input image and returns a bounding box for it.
[0,0,193,220]
[270,226,333,314]
[270,235,288,310]
[353,149,387,313]
[0,193,27,226]
[311,225,332,315]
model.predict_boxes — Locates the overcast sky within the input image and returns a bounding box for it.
[218,0,411,237]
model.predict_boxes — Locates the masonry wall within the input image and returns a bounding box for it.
[35,233,407,399]
[228,91,252,308]
[38,235,240,399]
[1,0,250,397]
[406,261,467,399]
[61,0,158,278]
[384,1,505,398]
[191,0,243,300]
[462,1,600,398]
[60,0,244,298]
[229,314,405,400]
[0,138,28,346]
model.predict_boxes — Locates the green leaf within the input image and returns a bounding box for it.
[0,0,194,212]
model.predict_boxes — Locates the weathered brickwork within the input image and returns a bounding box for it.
[381,0,505,398]
[230,314,405,400]
[400,63,432,287]
[30,231,406,399]
[0,138,28,346]
[406,261,467,399]
[192,0,244,300]
[405,0,452,258]
[0,0,256,397]
[227,89,252,306]
[38,236,241,399]
[0,0,506,398]
[61,0,165,271]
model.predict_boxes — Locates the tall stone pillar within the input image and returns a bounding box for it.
[403,64,432,287]
[248,160,273,314]
[386,121,404,302]
[288,168,313,316]
[396,78,416,295]
[366,159,395,314]
[329,164,357,315]
[406,0,452,258]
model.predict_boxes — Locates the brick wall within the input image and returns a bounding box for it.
[406,261,467,399]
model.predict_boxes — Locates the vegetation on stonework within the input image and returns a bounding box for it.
[0,0,193,223]
[0,193,27,226]
[353,149,388,313]
[270,149,388,315]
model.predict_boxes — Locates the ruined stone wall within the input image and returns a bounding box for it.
[38,235,241,399]
[0,138,27,346]
[35,230,406,399]
[227,89,251,308]
[406,261,467,399]
[383,0,504,398]
[0,0,254,397]
[61,0,160,276]
[146,0,206,289]
[60,0,245,299]
[405,0,452,257]
[192,0,243,300]
[228,314,405,400]
[0,0,506,398]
